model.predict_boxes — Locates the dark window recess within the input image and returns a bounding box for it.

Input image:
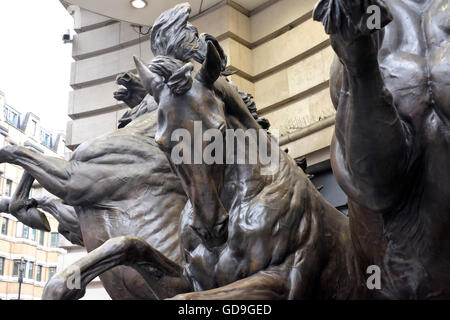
[1,217,8,235]
[49,267,56,280]
[36,265,42,282]
[0,257,4,275]
[309,169,348,215]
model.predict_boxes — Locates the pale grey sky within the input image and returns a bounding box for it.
[0,0,74,133]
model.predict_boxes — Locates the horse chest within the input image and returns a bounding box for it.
[380,0,450,122]
[182,232,249,290]
[381,208,450,298]
[181,215,265,291]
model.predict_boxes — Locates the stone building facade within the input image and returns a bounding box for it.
[0,91,69,300]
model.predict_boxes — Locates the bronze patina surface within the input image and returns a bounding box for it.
[314,0,450,298]
[0,0,447,300]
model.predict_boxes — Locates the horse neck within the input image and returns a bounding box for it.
[217,79,283,209]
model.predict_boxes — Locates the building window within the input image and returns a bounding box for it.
[12,259,21,276]
[39,230,45,245]
[36,265,42,282]
[5,106,19,127]
[27,261,34,279]
[5,179,12,197]
[0,257,4,275]
[48,267,56,280]
[40,131,51,149]
[16,222,23,238]
[31,228,36,241]
[50,232,58,247]
[1,217,8,235]
[31,119,37,137]
[23,225,29,239]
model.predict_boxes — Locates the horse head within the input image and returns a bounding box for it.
[134,42,229,249]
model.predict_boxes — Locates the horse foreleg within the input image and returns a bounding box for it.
[42,236,192,300]
[168,271,288,300]
[35,197,83,246]
[7,172,51,231]
[313,0,410,212]
[0,145,72,201]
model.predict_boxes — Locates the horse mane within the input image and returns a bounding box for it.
[238,90,271,131]
[149,56,193,96]
[148,3,270,129]
[151,3,200,62]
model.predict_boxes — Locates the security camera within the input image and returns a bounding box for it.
[62,29,73,44]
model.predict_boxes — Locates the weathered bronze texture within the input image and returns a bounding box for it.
[314,0,450,298]
[0,93,187,300]
[0,171,83,245]
[0,172,52,232]
[128,3,362,300]
[39,3,360,300]
[0,0,447,300]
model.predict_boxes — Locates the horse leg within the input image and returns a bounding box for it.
[0,145,72,201]
[35,197,83,246]
[7,172,51,231]
[169,271,288,300]
[5,169,83,244]
[42,236,192,300]
[313,0,410,212]
[169,244,327,300]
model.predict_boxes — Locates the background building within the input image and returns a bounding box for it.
[0,90,69,300]
[59,0,348,299]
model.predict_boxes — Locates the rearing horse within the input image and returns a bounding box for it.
[36,3,364,300]
[39,41,362,300]
[131,40,362,299]
[313,0,450,298]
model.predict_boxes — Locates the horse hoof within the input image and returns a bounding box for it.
[42,276,85,300]
[313,0,392,41]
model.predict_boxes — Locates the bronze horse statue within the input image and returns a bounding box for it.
[0,6,281,299]
[36,3,365,300]
[0,85,187,300]
[132,39,360,300]
[313,0,450,298]
[4,0,447,300]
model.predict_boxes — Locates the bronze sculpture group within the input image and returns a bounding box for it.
[0,0,448,299]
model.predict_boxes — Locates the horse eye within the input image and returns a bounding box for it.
[213,216,229,235]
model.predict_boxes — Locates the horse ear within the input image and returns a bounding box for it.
[196,41,222,86]
[134,56,157,96]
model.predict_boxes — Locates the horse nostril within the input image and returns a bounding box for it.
[212,217,228,238]
[190,225,211,240]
